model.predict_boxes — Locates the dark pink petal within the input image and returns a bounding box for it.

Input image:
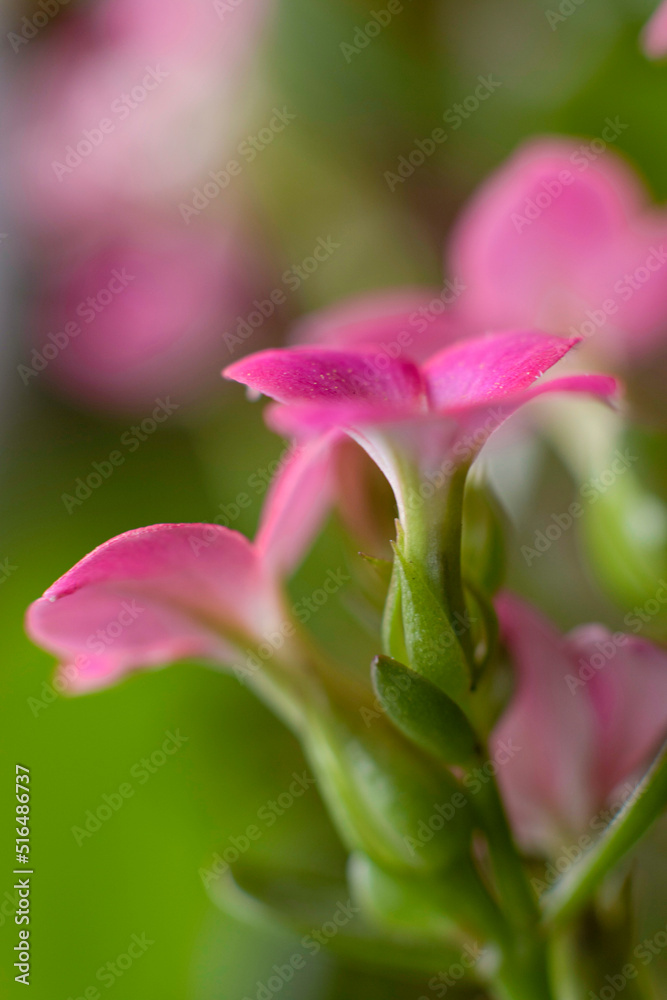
[643,1,667,58]
[26,524,284,692]
[224,346,427,410]
[569,626,667,799]
[255,433,338,575]
[492,593,598,852]
[291,287,461,360]
[423,330,580,410]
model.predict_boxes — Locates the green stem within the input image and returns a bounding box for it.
[542,737,667,929]
[401,461,474,664]
[472,757,540,930]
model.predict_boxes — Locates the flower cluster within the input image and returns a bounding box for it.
[26,122,667,1000]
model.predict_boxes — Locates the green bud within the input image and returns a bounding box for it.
[349,852,508,952]
[302,703,473,875]
[371,655,479,765]
[391,538,471,704]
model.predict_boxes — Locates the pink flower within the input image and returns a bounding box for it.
[224,332,617,521]
[290,287,462,361]
[643,2,667,58]
[28,220,256,414]
[491,593,667,854]
[10,0,270,231]
[448,138,667,362]
[26,436,332,694]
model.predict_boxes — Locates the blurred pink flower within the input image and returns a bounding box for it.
[643,1,667,58]
[26,436,332,693]
[29,221,254,413]
[224,332,616,517]
[448,138,667,363]
[10,0,270,231]
[290,287,462,361]
[492,593,667,854]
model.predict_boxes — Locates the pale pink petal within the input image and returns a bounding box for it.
[643,1,667,58]
[255,433,339,575]
[569,626,667,798]
[448,138,667,351]
[492,593,598,852]
[291,287,461,360]
[26,524,284,692]
[423,330,579,410]
[224,347,427,410]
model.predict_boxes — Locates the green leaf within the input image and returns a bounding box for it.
[209,860,457,976]
[302,705,474,875]
[542,737,667,928]
[392,540,471,704]
[371,655,479,765]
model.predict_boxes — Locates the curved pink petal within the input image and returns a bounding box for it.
[643,1,667,58]
[255,433,339,575]
[26,524,284,692]
[291,287,462,361]
[423,330,580,410]
[492,594,598,852]
[224,347,427,410]
[449,139,667,356]
[569,626,667,799]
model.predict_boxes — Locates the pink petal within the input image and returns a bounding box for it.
[255,433,338,575]
[291,287,461,360]
[224,346,427,410]
[569,625,667,799]
[423,330,579,410]
[448,139,667,348]
[492,593,598,852]
[26,524,284,692]
[643,1,667,58]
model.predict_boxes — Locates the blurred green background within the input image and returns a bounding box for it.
[2,0,667,997]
